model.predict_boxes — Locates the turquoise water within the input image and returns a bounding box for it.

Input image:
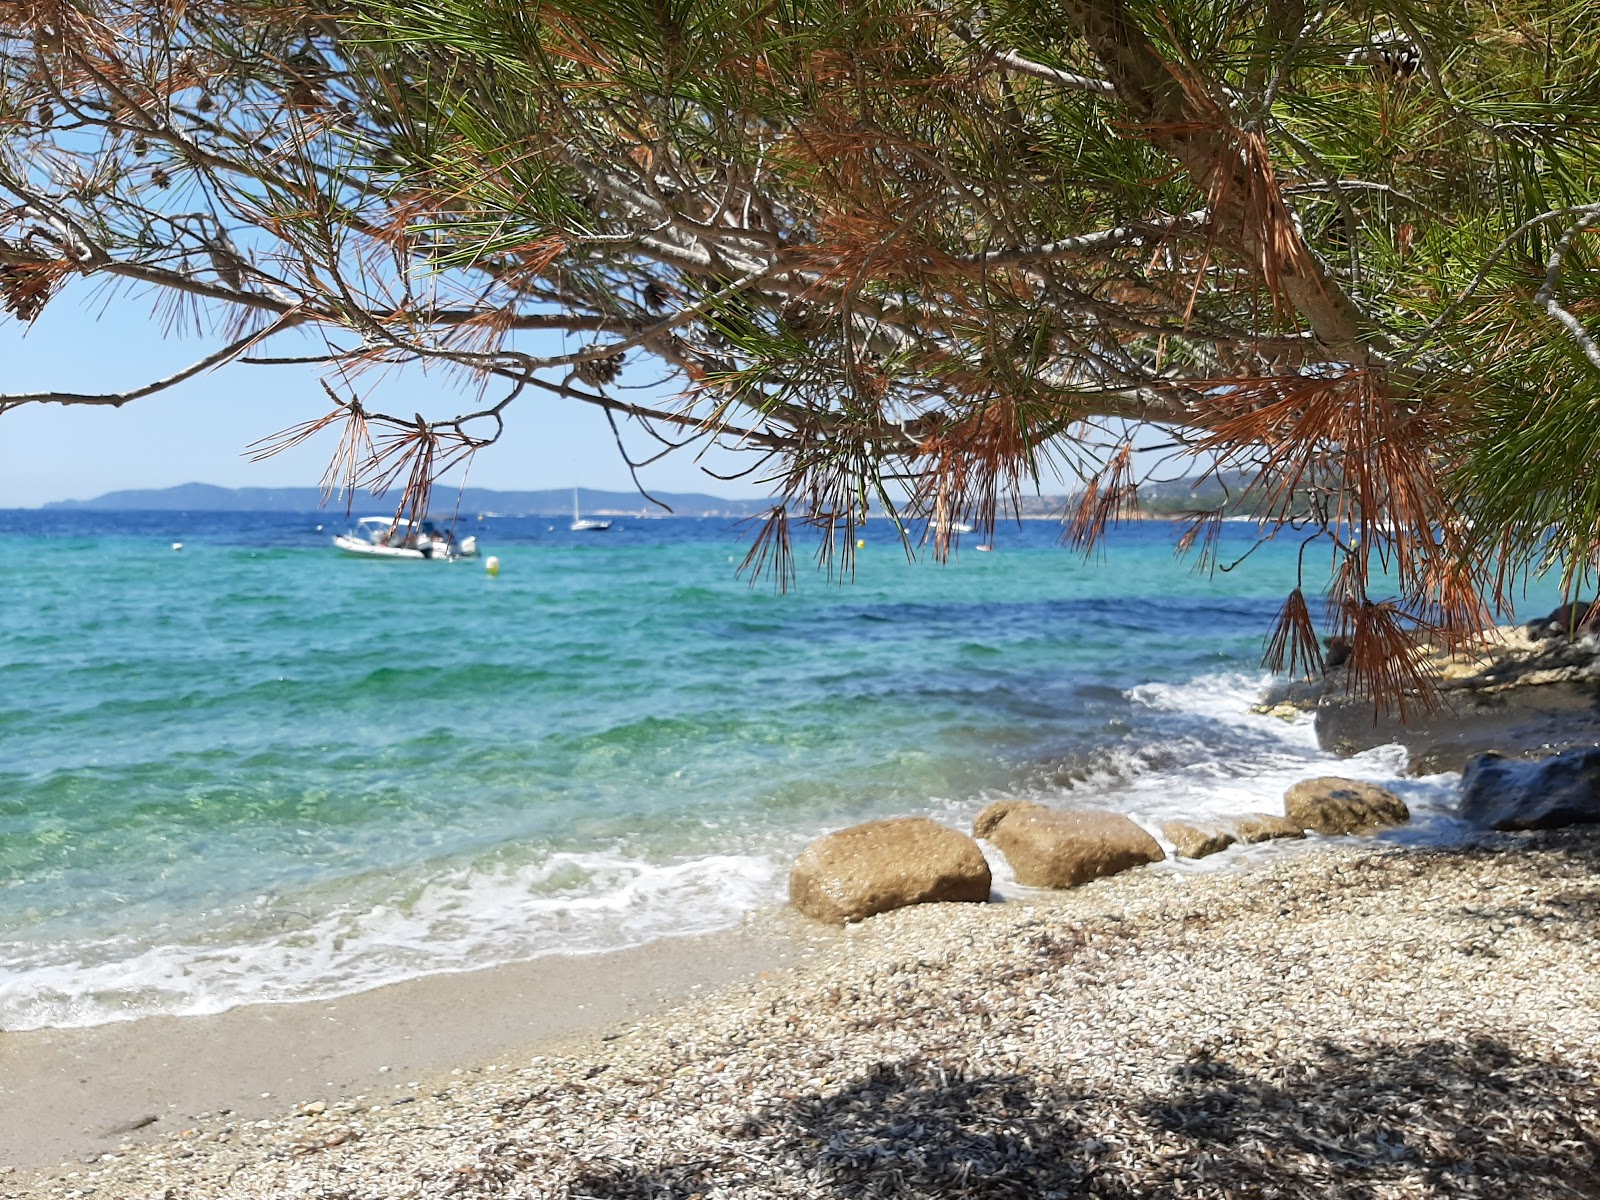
[0,512,1535,1029]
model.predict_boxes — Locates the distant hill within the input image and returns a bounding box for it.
[42,483,776,518]
[1135,469,1317,517]
[1135,469,1255,514]
[39,473,1283,519]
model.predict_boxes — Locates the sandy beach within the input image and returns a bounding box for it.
[8,826,1598,1199]
[0,920,828,1173]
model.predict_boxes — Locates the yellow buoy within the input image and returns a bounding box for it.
[485,555,501,576]
[856,538,866,549]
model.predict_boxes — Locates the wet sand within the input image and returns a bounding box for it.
[1,915,828,1172]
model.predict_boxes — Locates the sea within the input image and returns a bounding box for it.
[0,509,1557,1031]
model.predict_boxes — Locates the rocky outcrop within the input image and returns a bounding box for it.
[790,817,992,924]
[972,798,1043,840]
[1228,813,1307,843]
[1284,777,1409,835]
[1161,821,1236,860]
[1312,627,1600,774]
[1524,600,1600,641]
[987,808,1164,889]
[1459,749,1600,830]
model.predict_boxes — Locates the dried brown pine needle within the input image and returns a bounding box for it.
[1264,587,1325,679]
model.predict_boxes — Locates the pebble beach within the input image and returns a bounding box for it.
[11,826,1598,1199]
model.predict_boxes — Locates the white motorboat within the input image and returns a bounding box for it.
[918,518,974,547]
[569,489,612,532]
[334,516,479,560]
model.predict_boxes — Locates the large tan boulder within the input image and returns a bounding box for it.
[789,817,991,924]
[1161,820,1236,860]
[1284,777,1409,835]
[972,798,1044,839]
[1229,813,1307,843]
[988,808,1164,889]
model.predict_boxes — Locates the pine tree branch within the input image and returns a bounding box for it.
[0,326,285,411]
[966,209,1208,264]
[1537,216,1600,371]
[1058,0,1381,365]
[985,49,1116,95]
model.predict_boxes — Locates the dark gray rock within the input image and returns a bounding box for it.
[1253,676,1325,713]
[1524,600,1600,641]
[1458,748,1600,830]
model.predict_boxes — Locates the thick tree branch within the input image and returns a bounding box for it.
[1058,0,1379,364]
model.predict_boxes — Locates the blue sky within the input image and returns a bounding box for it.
[0,283,769,509]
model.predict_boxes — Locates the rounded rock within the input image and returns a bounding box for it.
[790,817,991,924]
[988,808,1164,889]
[1284,776,1408,834]
[1162,820,1236,860]
[972,798,1044,839]
[1229,812,1307,843]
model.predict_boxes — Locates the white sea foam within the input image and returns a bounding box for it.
[0,851,779,1031]
[950,672,1467,889]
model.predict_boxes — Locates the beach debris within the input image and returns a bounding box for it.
[99,1115,158,1137]
[789,816,991,924]
[290,1128,359,1157]
[986,807,1165,888]
[1161,820,1236,859]
[971,797,1042,839]
[1460,748,1600,830]
[1228,812,1308,843]
[1285,777,1409,835]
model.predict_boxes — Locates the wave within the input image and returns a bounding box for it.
[940,672,1466,879]
[0,667,1464,1032]
[0,850,779,1032]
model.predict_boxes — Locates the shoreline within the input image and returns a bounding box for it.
[8,826,1598,1198]
[1,913,830,1173]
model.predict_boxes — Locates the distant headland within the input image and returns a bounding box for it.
[40,483,775,518]
[37,473,1264,519]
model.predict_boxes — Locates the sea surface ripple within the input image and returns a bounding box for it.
[0,510,1550,1029]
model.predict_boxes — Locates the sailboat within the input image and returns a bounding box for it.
[570,489,612,532]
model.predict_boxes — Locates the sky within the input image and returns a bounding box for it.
[0,281,1152,512]
[0,281,770,509]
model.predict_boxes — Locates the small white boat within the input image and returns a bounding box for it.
[570,489,612,532]
[918,519,974,547]
[334,517,479,561]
